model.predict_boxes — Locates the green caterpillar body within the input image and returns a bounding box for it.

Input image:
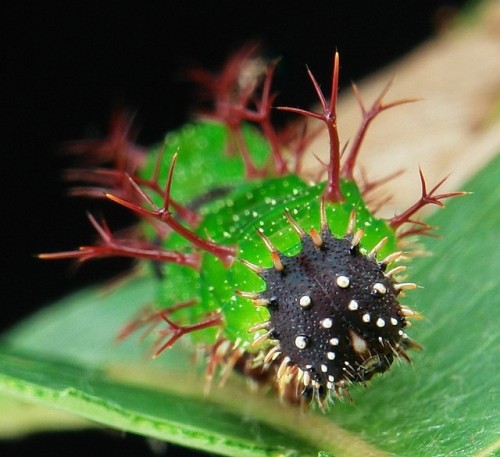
[148,122,397,348]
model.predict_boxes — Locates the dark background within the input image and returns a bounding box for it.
[1,1,467,456]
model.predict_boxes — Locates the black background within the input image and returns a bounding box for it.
[2,1,466,456]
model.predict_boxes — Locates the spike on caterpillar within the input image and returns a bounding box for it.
[41,46,465,409]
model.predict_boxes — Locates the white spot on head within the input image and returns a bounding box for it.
[362,313,371,323]
[294,335,308,349]
[321,318,333,329]
[390,317,398,326]
[376,318,386,327]
[336,275,350,288]
[347,300,359,311]
[321,364,328,373]
[328,375,335,382]
[327,352,336,360]
[373,282,387,295]
[349,329,367,354]
[329,337,339,346]
[299,295,312,308]
[398,330,404,336]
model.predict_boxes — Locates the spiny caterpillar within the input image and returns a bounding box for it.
[42,46,463,409]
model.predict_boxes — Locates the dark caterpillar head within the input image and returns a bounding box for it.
[245,209,420,405]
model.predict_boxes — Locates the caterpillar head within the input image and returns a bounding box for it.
[243,208,420,406]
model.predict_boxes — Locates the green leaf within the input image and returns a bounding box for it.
[1,154,499,456]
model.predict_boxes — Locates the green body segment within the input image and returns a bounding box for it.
[140,121,397,348]
[141,121,270,204]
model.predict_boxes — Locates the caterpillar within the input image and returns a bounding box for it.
[41,46,463,409]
